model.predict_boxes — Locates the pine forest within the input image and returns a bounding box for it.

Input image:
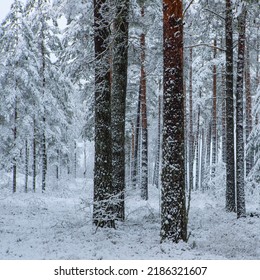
[0,0,259,260]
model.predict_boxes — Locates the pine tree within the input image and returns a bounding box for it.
[24,0,73,191]
[93,0,114,228]
[212,39,217,177]
[188,48,194,191]
[161,0,187,243]
[225,0,236,212]
[140,5,148,200]
[236,5,247,219]
[153,95,162,189]
[111,0,129,220]
[132,88,141,188]
[245,44,253,176]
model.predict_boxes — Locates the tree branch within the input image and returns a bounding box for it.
[183,0,196,18]
[185,43,226,52]
[204,8,225,21]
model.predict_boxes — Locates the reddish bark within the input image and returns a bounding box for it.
[161,0,187,243]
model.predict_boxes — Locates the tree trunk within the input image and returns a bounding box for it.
[206,121,211,168]
[161,0,187,243]
[225,0,236,212]
[111,0,129,220]
[25,139,29,193]
[131,121,135,183]
[132,86,141,188]
[153,95,162,188]
[221,65,227,163]
[195,102,201,191]
[13,97,18,193]
[42,127,47,193]
[32,118,37,192]
[201,128,206,192]
[40,17,47,193]
[236,8,247,218]
[212,39,217,176]
[140,6,148,200]
[56,149,59,180]
[245,43,253,176]
[189,48,194,191]
[83,141,87,178]
[93,0,114,228]
[74,141,77,178]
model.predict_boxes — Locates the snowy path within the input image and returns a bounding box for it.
[0,178,259,259]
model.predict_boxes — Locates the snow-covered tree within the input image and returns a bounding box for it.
[161,0,187,243]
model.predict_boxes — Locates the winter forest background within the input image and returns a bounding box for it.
[0,0,259,260]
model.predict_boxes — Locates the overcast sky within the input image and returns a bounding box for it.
[0,0,26,22]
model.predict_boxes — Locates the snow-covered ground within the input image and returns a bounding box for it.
[0,175,259,260]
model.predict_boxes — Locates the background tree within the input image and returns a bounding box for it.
[236,4,247,218]
[225,0,236,212]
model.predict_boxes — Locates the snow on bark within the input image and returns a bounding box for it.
[225,0,236,212]
[93,0,114,228]
[161,0,187,243]
[236,7,246,218]
[140,6,148,201]
[111,0,129,220]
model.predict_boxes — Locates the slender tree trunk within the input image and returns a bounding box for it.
[74,141,77,178]
[111,0,129,220]
[236,8,247,218]
[13,97,18,193]
[225,0,236,212]
[206,121,211,168]
[161,0,187,243]
[56,149,59,180]
[195,101,201,190]
[25,139,29,193]
[204,121,211,190]
[33,118,37,192]
[184,81,189,192]
[245,43,253,176]
[189,48,194,191]
[140,5,148,200]
[201,128,206,192]
[221,65,227,163]
[257,27,259,87]
[83,141,87,178]
[132,87,141,188]
[40,16,47,193]
[212,39,217,176]
[153,95,162,188]
[93,0,114,228]
[42,126,47,193]
[254,28,260,160]
[131,121,135,183]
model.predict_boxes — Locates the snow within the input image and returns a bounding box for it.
[0,175,259,260]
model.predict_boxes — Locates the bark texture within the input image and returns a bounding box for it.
[245,44,253,176]
[225,0,236,212]
[153,95,162,189]
[189,48,194,191]
[111,0,129,220]
[212,39,217,176]
[236,8,246,218]
[140,6,148,200]
[93,0,114,228]
[161,0,187,243]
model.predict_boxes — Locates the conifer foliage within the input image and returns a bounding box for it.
[0,0,259,245]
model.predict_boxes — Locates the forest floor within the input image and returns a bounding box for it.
[0,174,259,260]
